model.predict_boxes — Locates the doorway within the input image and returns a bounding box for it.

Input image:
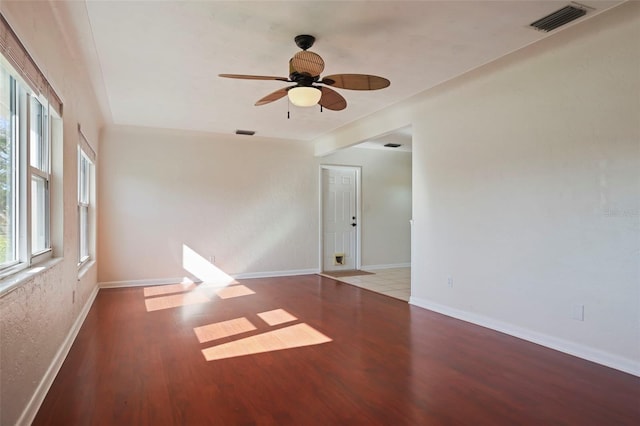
[320,165,361,272]
[318,126,412,299]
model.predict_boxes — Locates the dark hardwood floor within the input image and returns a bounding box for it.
[34,275,639,425]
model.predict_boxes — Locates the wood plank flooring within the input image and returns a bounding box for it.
[34,275,639,425]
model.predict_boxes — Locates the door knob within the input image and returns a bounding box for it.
[351,223,357,227]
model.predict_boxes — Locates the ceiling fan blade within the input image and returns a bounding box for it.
[290,51,325,77]
[321,74,390,90]
[219,74,290,82]
[319,87,347,111]
[255,87,290,106]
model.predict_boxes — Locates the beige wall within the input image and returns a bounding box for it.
[0,2,103,425]
[321,147,412,268]
[314,2,640,373]
[98,126,319,283]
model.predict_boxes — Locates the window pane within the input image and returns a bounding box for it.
[0,67,17,265]
[79,153,89,204]
[30,97,48,172]
[31,175,48,253]
[79,205,88,260]
[78,148,92,263]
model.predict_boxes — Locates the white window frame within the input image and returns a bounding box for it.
[0,70,18,271]
[30,94,51,258]
[0,62,54,278]
[77,145,92,266]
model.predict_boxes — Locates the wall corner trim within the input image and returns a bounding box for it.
[409,296,640,377]
[17,284,100,426]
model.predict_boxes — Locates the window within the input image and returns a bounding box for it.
[78,146,92,265]
[0,14,62,283]
[0,62,56,274]
[31,96,50,254]
[0,66,17,266]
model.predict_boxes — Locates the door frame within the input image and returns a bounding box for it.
[319,165,362,272]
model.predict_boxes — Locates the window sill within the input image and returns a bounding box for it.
[0,257,63,299]
[78,259,96,281]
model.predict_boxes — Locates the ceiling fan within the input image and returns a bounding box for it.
[219,35,390,111]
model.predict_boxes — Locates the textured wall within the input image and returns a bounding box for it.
[0,2,103,425]
[1,265,65,424]
[321,147,412,267]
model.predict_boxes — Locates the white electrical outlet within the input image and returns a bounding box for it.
[572,304,584,321]
[447,276,454,288]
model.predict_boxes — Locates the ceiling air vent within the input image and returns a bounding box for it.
[530,5,587,32]
[235,129,255,136]
[384,143,402,148]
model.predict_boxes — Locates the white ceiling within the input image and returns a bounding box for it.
[56,0,624,143]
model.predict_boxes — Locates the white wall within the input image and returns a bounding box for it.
[0,2,103,425]
[321,147,412,268]
[314,2,640,374]
[98,126,319,284]
[98,127,413,280]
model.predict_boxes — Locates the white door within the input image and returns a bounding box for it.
[321,166,359,271]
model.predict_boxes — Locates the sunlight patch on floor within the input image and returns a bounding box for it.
[201,323,332,361]
[143,245,253,312]
[145,292,210,312]
[143,282,255,312]
[194,317,257,343]
[216,284,256,299]
[143,281,197,297]
[257,308,297,326]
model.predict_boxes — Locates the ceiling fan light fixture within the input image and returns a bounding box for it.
[219,34,389,111]
[288,86,321,107]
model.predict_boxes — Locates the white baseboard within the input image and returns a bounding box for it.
[99,277,198,288]
[361,262,410,270]
[17,284,99,426]
[99,269,320,289]
[232,268,319,279]
[409,296,640,377]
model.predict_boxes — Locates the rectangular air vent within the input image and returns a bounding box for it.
[384,143,402,148]
[530,5,587,32]
[235,129,255,136]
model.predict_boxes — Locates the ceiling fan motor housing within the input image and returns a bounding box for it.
[288,71,318,87]
[294,34,315,50]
